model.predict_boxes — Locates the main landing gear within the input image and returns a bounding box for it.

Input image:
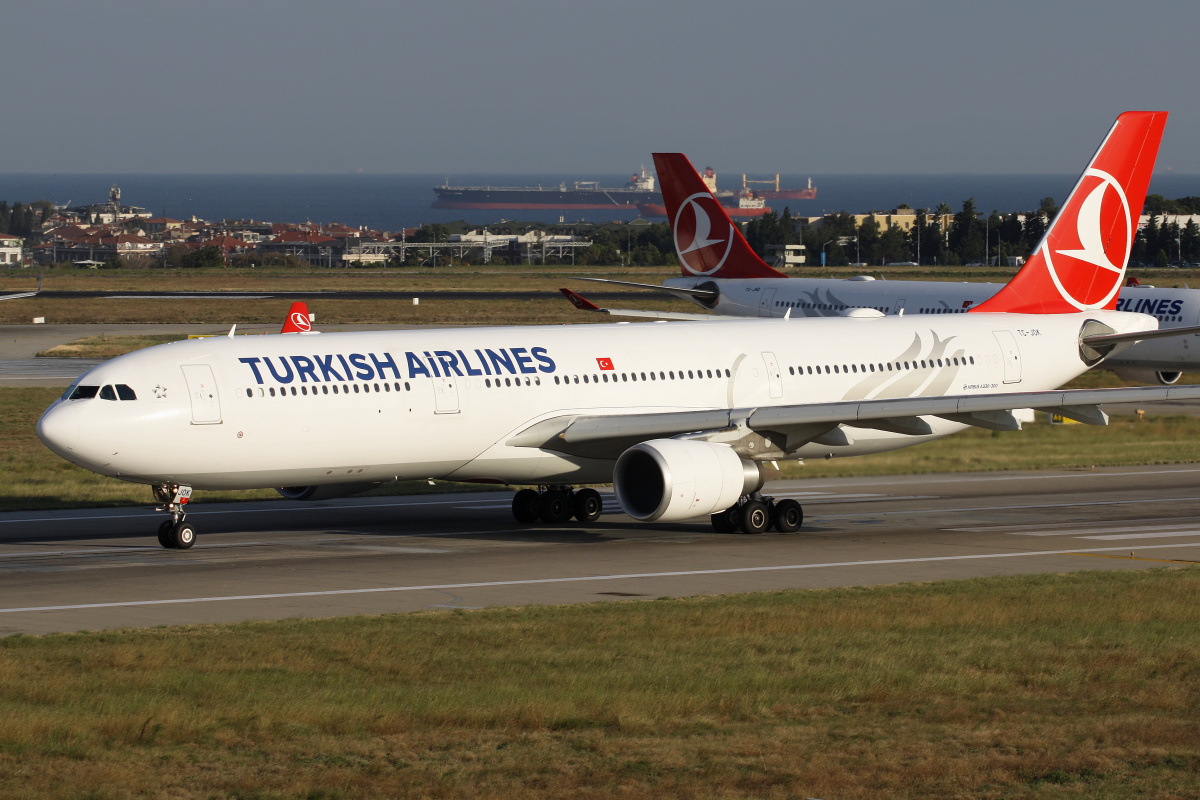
[511,486,603,525]
[153,483,196,549]
[710,494,803,535]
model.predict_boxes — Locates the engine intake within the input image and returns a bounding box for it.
[614,439,763,522]
[1109,367,1182,385]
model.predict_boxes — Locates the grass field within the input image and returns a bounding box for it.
[2,263,1198,325]
[3,263,1196,294]
[1,569,1198,798]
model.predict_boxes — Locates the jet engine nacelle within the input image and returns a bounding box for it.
[276,482,381,501]
[1110,367,1182,385]
[613,439,763,522]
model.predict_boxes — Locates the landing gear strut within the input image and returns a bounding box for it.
[710,494,803,534]
[511,486,603,525]
[153,483,195,549]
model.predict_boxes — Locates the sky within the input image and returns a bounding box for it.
[3,0,1199,175]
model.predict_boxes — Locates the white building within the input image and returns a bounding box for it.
[0,234,22,266]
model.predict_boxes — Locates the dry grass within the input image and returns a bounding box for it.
[0,569,1198,798]
[36,334,189,359]
[3,264,1196,295]
[0,296,680,326]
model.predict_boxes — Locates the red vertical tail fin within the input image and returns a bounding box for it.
[653,153,786,279]
[281,301,313,333]
[971,111,1167,314]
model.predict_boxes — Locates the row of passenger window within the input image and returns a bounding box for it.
[790,355,975,376]
[247,381,413,398]
[773,300,976,315]
[554,368,731,385]
[67,384,137,401]
[776,300,890,313]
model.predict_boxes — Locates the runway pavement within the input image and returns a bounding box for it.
[1,464,1198,636]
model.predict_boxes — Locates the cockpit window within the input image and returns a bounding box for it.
[99,385,117,400]
[116,384,137,401]
[69,385,100,400]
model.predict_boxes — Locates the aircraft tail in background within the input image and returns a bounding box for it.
[281,301,313,333]
[652,153,787,280]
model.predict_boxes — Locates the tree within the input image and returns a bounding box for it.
[1182,219,1200,264]
[410,223,450,243]
[948,199,984,264]
[1037,196,1060,220]
[857,215,880,265]
[179,245,225,269]
[878,225,910,264]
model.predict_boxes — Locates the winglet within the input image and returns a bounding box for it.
[971,111,1168,314]
[281,301,313,333]
[653,153,786,280]
[560,288,602,312]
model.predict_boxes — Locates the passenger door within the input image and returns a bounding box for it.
[181,364,222,424]
[759,288,777,317]
[761,351,783,398]
[992,331,1022,384]
[433,376,460,414]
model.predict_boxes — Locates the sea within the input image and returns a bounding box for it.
[2,172,1199,232]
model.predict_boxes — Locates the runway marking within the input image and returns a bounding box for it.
[819,495,1200,520]
[2,542,1198,615]
[953,522,1200,537]
[339,545,452,554]
[1081,531,1200,541]
[950,518,1200,533]
[104,294,270,300]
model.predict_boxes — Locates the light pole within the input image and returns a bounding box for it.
[822,239,834,267]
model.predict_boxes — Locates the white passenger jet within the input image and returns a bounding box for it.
[566,156,1200,385]
[37,111,1200,550]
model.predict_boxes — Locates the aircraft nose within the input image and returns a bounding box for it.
[37,402,79,457]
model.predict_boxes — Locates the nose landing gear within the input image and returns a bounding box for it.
[153,483,195,549]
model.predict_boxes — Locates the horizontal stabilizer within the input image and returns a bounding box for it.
[559,287,717,321]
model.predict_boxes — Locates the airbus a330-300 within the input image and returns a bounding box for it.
[38,111,1200,549]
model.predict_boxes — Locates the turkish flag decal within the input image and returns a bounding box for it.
[596,357,614,370]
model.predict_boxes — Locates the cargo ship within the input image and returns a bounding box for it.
[638,189,771,219]
[741,173,817,201]
[431,166,816,213]
[432,167,658,210]
[637,167,772,218]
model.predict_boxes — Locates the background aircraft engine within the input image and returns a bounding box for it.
[276,482,381,501]
[614,439,763,522]
[1110,368,1183,385]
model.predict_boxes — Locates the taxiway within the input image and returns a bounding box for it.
[1,464,1198,636]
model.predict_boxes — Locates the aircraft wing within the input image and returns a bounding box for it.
[559,288,717,321]
[0,271,41,300]
[570,276,718,303]
[508,383,1200,459]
